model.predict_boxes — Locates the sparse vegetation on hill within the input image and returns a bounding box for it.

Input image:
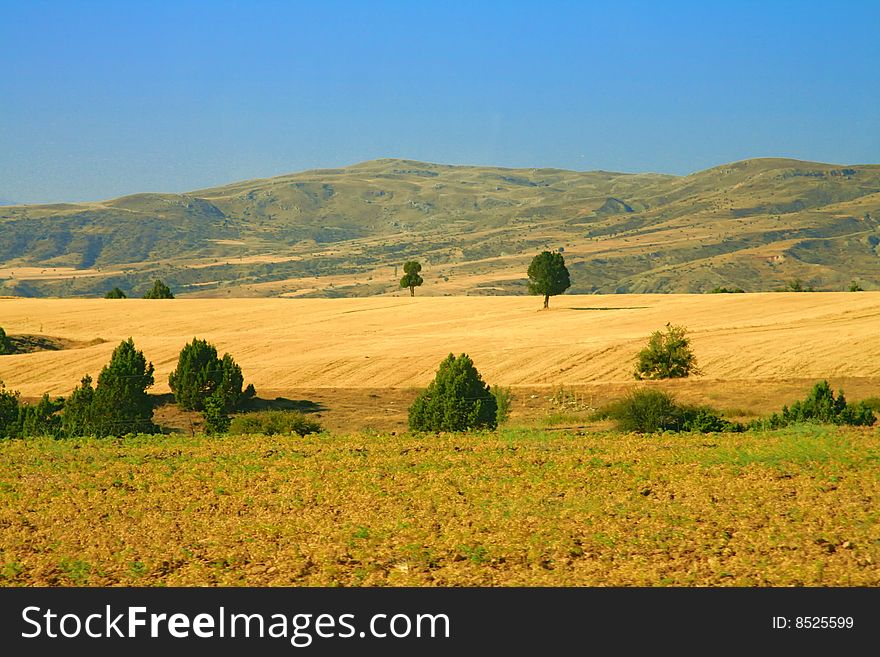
[409,353,498,431]
[3,158,879,298]
[634,324,700,380]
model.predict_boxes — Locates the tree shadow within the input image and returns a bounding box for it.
[570,306,648,311]
[242,396,326,414]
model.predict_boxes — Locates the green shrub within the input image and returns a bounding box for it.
[61,375,96,437]
[598,389,742,434]
[203,391,231,435]
[708,286,745,293]
[104,287,127,299]
[752,381,876,429]
[229,410,321,436]
[634,323,700,380]
[0,327,11,355]
[408,353,498,432]
[849,281,864,292]
[492,386,513,425]
[143,279,174,299]
[168,338,247,412]
[17,394,63,438]
[0,382,21,439]
[90,339,157,437]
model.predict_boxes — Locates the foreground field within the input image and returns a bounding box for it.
[1,427,877,586]
[2,293,880,398]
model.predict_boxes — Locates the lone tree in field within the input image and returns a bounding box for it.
[408,353,498,432]
[0,327,11,355]
[104,287,127,299]
[168,338,248,412]
[634,323,700,380]
[90,338,157,436]
[527,251,571,308]
[143,279,174,299]
[399,261,424,297]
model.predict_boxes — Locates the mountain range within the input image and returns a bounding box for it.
[1,157,878,297]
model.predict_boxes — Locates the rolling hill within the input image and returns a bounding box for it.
[1,158,879,297]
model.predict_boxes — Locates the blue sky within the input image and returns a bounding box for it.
[1,0,878,203]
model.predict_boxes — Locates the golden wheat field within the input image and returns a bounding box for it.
[2,293,880,398]
[0,427,877,586]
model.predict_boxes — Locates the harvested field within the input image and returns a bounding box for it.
[1,294,879,399]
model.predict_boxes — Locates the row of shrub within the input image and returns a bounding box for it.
[0,336,285,439]
[593,381,876,434]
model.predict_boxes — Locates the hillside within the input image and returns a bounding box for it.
[1,158,879,297]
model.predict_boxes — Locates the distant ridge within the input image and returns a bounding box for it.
[1,157,878,297]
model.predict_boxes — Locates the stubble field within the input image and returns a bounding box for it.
[0,294,878,586]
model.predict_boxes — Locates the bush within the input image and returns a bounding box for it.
[492,386,513,425]
[61,375,96,437]
[634,323,700,380]
[408,353,498,432]
[104,287,127,299]
[93,339,157,435]
[708,286,745,293]
[17,394,63,438]
[229,410,321,436]
[849,281,864,292]
[168,339,247,412]
[89,339,157,437]
[143,279,174,299]
[753,381,876,429]
[598,389,742,434]
[203,391,231,435]
[0,382,21,439]
[0,327,11,355]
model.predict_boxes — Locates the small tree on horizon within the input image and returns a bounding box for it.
[399,261,424,297]
[143,279,174,299]
[104,287,127,299]
[527,251,571,308]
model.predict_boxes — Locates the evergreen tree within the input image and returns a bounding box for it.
[143,279,174,299]
[203,390,231,435]
[399,261,424,296]
[0,382,20,439]
[104,287,127,299]
[409,353,498,432]
[527,251,571,308]
[91,338,156,436]
[169,338,247,412]
[0,326,12,355]
[61,375,97,437]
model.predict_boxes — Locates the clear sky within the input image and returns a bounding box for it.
[1,0,878,203]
